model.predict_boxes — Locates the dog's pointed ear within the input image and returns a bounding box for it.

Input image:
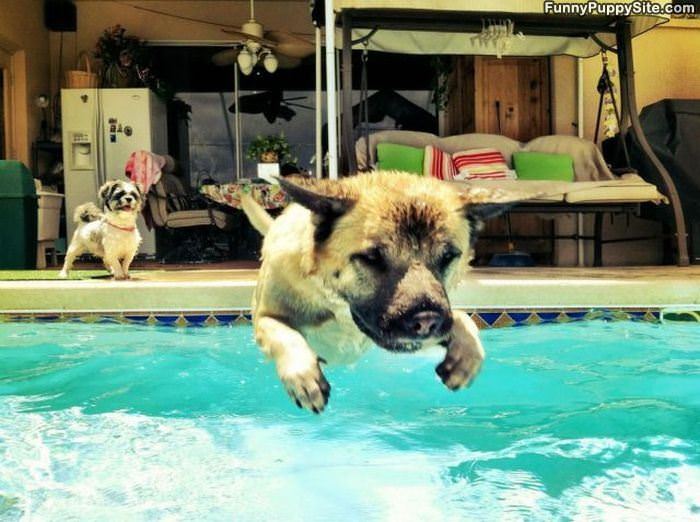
[98,180,119,208]
[458,187,535,245]
[459,186,532,219]
[278,177,355,216]
[278,177,357,243]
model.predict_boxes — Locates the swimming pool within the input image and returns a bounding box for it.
[1,321,698,520]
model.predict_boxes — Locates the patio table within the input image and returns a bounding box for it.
[200,181,289,210]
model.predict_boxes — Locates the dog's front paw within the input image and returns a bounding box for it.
[277,356,331,413]
[58,270,68,279]
[436,341,485,391]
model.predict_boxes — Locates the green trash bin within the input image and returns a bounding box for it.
[0,161,38,269]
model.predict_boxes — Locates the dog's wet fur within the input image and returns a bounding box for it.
[243,171,523,413]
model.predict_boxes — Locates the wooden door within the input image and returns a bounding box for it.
[474,57,550,141]
[0,47,12,159]
[474,57,553,264]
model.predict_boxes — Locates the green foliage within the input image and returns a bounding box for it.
[94,25,146,68]
[94,25,191,116]
[246,133,294,163]
[430,56,453,112]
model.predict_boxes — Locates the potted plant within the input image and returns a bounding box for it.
[247,133,293,164]
[94,25,147,88]
[247,133,294,182]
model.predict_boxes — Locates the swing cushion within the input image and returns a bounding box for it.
[513,152,575,181]
[376,143,424,175]
[423,145,457,180]
[452,148,511,180]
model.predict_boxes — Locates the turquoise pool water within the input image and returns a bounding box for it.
[0,321,699,520]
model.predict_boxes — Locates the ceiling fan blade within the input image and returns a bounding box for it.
[265,30,315,58]
[276,55,302,69]
[211,48,240,66]
[277,105,297,122]
[284,102,314,111]
[229,91,277,115]
[265,30,314,46]
[222,28,278,48]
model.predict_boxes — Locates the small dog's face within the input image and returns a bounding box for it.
[280,174,520,352]
[99,180,143,215]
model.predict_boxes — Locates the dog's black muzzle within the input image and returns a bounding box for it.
[351,305,453,352]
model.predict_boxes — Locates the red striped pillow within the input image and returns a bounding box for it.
[452,148,509,180]
[423,145,457,180]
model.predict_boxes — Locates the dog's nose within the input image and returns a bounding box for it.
[404,310,444,338]
[124,196,133,202]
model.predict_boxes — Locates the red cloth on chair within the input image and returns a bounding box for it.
[125,150,167,230]
[125,150,166,194]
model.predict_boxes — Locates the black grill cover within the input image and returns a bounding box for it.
[626,99,700,222]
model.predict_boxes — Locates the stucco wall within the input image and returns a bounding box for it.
[51,0,313,83]
[0,0,51,164]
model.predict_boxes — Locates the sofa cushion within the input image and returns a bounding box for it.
[523,135,614,181]
[452,148,511,180]
[513,151,575,181]
[376,143,425,175]
[423,145,456,180]
[356,131,520,170]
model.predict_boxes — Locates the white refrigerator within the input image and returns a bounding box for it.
[61,88,168,256]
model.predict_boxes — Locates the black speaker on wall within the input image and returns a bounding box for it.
[44,0,77,32]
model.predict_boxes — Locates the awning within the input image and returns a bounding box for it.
[320,0,670,57]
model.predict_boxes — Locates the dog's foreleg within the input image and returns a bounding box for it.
[436,310,485,390]
[103,255,126,280]
[121,252,136,279]
[58,242,83,279]
[255,315,331,413]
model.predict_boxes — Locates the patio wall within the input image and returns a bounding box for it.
[581,18,700,141]
[50,3,699,145]
[0,0,50,165]
[50,0,313,85]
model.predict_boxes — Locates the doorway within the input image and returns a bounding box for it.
[0,46,14,160]
[474,57,550,141]
[467,56,554,264]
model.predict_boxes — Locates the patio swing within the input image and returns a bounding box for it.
[311,0,690,266]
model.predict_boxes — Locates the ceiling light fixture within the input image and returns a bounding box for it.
[233,0,278,75]
[236,41,277,76]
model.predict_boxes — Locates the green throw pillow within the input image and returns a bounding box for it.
[376,143,425,175]
[513,151,575,181]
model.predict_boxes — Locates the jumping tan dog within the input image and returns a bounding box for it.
[241,172,523,413]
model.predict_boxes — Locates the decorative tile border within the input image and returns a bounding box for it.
[0,308,661,328]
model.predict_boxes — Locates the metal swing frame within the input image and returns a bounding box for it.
[315,5,689,266]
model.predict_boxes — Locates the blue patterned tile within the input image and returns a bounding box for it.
[213,314,238,325]
[184,314,210,325]
[154,315,180,325]
[507,312,532,324]
[478,312,502,327]
[0,307,664,329]
[124,315,150,323]
[537,312,560,323]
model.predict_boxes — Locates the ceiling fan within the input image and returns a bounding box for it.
[211,0,315,75]
[228,89,314,123]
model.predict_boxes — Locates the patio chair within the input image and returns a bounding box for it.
[147,173,237,262]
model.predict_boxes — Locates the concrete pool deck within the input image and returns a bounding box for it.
[1,266,699,314]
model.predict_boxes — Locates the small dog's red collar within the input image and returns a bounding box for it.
[106,221,136,232]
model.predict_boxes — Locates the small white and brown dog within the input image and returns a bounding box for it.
[59,180,143,280]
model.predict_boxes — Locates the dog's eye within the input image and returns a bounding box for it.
[439,246,462,272]
[351,247,386,271]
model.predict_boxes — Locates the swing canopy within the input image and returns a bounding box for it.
[316,0,671,57]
